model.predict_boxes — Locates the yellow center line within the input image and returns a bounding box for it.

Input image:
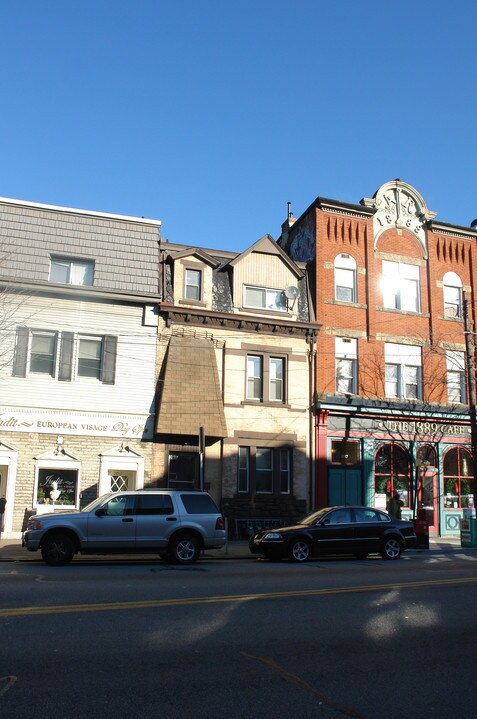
[1,576,476,618]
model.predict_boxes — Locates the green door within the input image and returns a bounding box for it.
[328,469,362,506]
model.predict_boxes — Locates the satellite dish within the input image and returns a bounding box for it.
[284,286,299,300]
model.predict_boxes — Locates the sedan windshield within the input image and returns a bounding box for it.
[298,508,331,525]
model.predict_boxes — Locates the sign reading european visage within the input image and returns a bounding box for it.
[0,408,154,438]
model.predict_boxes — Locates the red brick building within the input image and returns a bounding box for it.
[279,180,477,536]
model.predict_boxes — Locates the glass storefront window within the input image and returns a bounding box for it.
[36,468,78,506]
[375,443,410,509]
[443,447,473,509]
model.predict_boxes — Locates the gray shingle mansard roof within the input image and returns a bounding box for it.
[0,197,161,296]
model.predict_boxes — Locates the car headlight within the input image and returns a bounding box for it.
[263,532,283,541]
[27,519,42,530]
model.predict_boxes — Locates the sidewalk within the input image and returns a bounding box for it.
[0,535,469,562]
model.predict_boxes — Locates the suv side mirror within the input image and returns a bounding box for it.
[95,507,106,517]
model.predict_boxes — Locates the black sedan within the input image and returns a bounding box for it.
[249,506,417,562]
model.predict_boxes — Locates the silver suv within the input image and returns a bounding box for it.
[22,490,226,566]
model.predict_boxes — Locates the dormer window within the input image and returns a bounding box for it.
[243,285,287,312]
[185,268,202,301]
[50,256,94,286]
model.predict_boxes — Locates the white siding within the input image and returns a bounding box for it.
[1,295,157,414]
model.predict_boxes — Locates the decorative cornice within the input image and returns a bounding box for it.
[160,305,320,338]
[430,223,476,240]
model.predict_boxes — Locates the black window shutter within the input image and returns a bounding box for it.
[102,335,117,384]
[12,327,29,377]
[58,332,74,381]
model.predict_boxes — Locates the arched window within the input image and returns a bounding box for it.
[334,254,356,303]
[443,447,473,508]
[443,272,462,319]
[375,443,410,508]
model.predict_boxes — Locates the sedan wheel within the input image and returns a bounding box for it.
[381,536,402,560]
[289,538,311,562]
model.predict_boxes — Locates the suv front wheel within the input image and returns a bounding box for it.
[41,533,75,566]
[169,534,200,564]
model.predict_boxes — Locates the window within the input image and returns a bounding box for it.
[335,338,357,394]
[185,269,202,301]
[446,351,466,404]
[109,471,135,492]
[269,357,285,401]
[78,337,103,379]
[13,327,117,384]
[382,260,420,312]
[327,508,352,524]
[180,493,220,514]
[279,448,291,493]
[243,285,287,312]
[30,331,57,375]
[246,355,263,400]
[443,447,472,508]
[375,443,410,508]
[137,494,174,515]
[256,448,273,493]
[238,447,249,493]
[50,257,94,286]
[334,254,357,303]
[331,440,360,465]
[443,272,462,318]
[36,468,79,508]
[168,451,199,486]
[237,446,292,495]
[384,343,422,399]
[246,354,286,403]
[102,495,135,516]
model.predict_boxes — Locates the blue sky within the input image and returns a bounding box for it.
[1,1,476,252]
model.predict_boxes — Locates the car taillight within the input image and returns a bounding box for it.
[215,516,224,531]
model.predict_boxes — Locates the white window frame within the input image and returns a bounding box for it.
[29,330,58,376]
[335,337,357,394]
[243,285,287,312]
[446,350,466,404]
[77,335,104,380]
[99,452,145,496]
[185,268,202,301]
[269,357,285,402]
[443,272,463,319]
[49,257,94,286]
[246,355,263,400]
[334,254,356,303]
[34,457,81,511]
[246,354,286,403]
[382,260,420,312]
[384,343,422,399]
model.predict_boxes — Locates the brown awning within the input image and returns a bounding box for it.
[156,334,228,439]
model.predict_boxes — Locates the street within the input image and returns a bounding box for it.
[1,551,477,719]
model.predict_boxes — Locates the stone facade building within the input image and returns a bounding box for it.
[155,235,319,537]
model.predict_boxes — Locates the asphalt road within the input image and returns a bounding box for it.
[1,551,476,719]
